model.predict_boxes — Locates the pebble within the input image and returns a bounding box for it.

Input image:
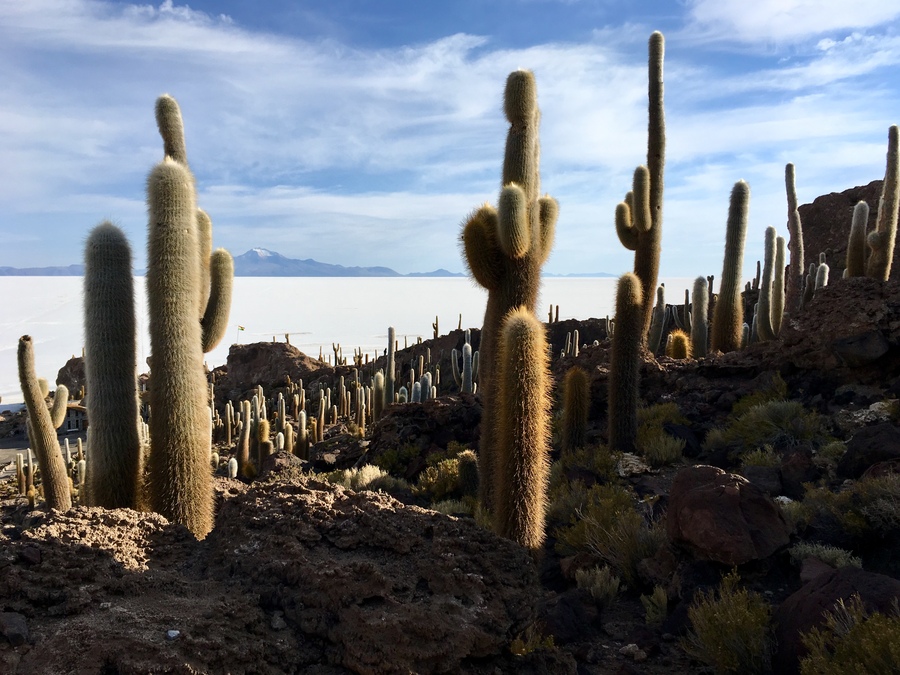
[619,643,648,662]
[166,630,181,640]
[0,612,29,646]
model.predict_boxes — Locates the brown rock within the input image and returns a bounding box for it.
[221,341,327,394]
[55,355,85,398]
[666,465,791,565]
[838,422,900,479]
[773,566,900,674]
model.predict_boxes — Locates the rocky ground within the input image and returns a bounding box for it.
[3,182,900,674]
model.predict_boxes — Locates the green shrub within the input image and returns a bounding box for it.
[553,482,636,556]
[641,585,668,627]
[797,475,900,537]
[430,498,475,516]
[731,373,788,418]
[553,444,620,485]
[741,446,780,468]
[800,594,900,674]
[638,401,686,428]
[413,458,461,501]
[575,565,621,609]
[584,507,665,588]
[324,464,408,494]
[374,443,421,476]
[707,400,830,454]
[682,570,774,674]
[641,433,685,467]
[788,542,861,569]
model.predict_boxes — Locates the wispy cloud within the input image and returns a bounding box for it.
[0,0,898,278]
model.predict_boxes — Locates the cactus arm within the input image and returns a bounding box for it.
[49,384,69,429]
[615,201,638,251]
[155,94,189,166]
[197,209,213,316]
[537,195,558,264]
[785,163,805,313]
[201,248,234,353]
[462,204,502,290]
[18,336,71,511]
[498,184,530,259]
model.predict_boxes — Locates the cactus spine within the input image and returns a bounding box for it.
[493,307,551,551]
[690,276,709,358]
[847,201,870,277]
[614,32,665,340]
[18,336,71,511]
[561,366,589,454]
[83,222,142,509]
[608,274,644,454]
[146,157,213,538]
[785,163,805,313]
[461,70,557,514]
[711,180,750,353]
[756,226,777,342]
[866,125,900,280]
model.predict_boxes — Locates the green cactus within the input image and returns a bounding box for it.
[460,70,557,514]
[846,201,870,277]
[386,327,396,406]
[866,125,900,280]
[608,273,644,454]
[785,163,805,314]
[773,235,786,336]
[83,221,142,509]
[756,226,777,342]
[237,399,251,473]
[614,32,665,340]
[18,336,71,511]
[146,157,213,539]
[666,328,691,359]
[492,307,551,550]
[647,284,666,354]
[711,180,750,353]
[561,366,590,454]
[154,94,233,353]
[690,276,709,358]
[815,262,830,289]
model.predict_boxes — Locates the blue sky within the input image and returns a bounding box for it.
[1,1,899,277]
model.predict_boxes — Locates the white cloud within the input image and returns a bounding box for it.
[685,0,900,44]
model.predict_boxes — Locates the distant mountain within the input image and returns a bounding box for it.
[232,248,403,277]
[0,264,84,276]
[0,249,614,277]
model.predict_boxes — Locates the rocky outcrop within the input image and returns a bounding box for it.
[55,355,85,399]
[220,341,327,395]
[799,180,882,277]
[0,474,551,674]
[666,465,791,565]
[838,422,900,479]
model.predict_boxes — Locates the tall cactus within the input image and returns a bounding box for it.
[146,157,213,538]
[386,327,396,405]
[756,226,777,342]
[846,201,870,277]
[461,70,557,513]
[773,235,786,336]
[711,181,750,353]
[608,273,644,454]
[154,94,233,353]
[614,32,665,339]
[18,336,71,511]
[866,125,900,280]
[561,366,589,454]
[690,276,709,358]
[493,307,551,551]
[785,163,805,314]
[83,222,142,509]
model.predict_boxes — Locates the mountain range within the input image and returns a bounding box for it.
[0,248,615,277]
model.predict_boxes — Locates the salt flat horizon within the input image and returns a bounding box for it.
[0,275,699,405]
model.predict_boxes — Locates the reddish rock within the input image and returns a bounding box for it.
[666,465,791,565]
[838,422,900,479]
[799,180,882,278]
[55,355,85,398]
[220,341,327,395]
[773,566,900,674]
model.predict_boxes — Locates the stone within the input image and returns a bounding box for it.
[838,422,900,479]
[773,566,900,674]
[666,465,791,565]
[0,612,28,646]
[832,330,890,367]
